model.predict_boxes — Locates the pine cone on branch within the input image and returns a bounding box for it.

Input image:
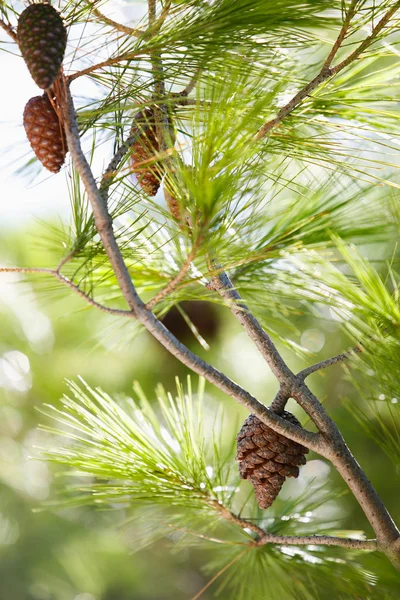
[23,93,67,173]
[18,4,67,90]
[236,412,309,509]
[130,109,162,196]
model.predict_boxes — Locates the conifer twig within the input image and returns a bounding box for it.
[257,1,400,138]
[55,21,400,568]
[0,266,133,317]
[297,345,363,380]
[68,49,147,82]
[146,242,200,310]
[212,499,378,550]
[177,67,202,97]
[322,0,359,69]
[0,16,17,42]
[256,533,378,550]
[87,4,145,38]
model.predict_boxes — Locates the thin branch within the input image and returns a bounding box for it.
[0,16,17,42]
[256,532,378,551]
[99,125,142,205]
[68,49,146,82]
[269,388,291,414]
[209,499,266,537]
[331,1,400,74]
[297,345,363,381]
[191,547,253,600]
[212,498,378,550]
[151,0,172,34]
[257,1,400,138]
[56,250,76,273]
[146,241,200,310]
[177,67,202,97]
[165,523,248,546]
[322,0,359,69]
[0,266,133,318]
[207,266,338,436]
[88,4,145,38]
[148,0,172,154]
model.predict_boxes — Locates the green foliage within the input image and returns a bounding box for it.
[40,376,240,510]
[39,377,385,598]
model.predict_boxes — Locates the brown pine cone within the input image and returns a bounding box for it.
[164,187,182,221]
[236,412,309,509]
[130,109,161,196]
[18,4,67,90]
[23,94,67,173]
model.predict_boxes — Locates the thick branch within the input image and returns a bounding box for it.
[257,1,400,138]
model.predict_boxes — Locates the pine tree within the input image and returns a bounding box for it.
[1,1,400,597]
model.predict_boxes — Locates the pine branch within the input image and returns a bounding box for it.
[68,48,147,82]
[86,3,145,38]
[0,15,17,42]
[0,266,133,318]
[257,1,400,138]
[256,533,377,551]
[207,265,337,434]
[211,499,378,550]
[146,241,201,310]
[5,0,400,572]
[322,0,359,69]
[297,345,364,380]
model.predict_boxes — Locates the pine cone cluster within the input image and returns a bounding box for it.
[23,94,67,173]
[130,109,162,196]
[17,4,68,173]
[236,412,309,509]
[18,4,67,90]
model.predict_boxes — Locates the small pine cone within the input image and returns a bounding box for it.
[130,109,161,196]
[23,94,67,173]
[236,412,309,509]
[18,4,67,90]
[164,188,182,221]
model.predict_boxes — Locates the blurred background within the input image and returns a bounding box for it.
[1,222,399,600]
[1,1,400,599]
